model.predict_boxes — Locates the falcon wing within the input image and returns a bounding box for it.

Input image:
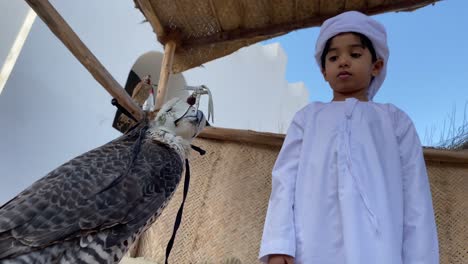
[0,123,183,259]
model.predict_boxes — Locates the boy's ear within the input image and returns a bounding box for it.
[321,67,327,79]
[372,59,384,77]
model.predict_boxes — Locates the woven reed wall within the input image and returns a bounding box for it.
[429,162,468,264]
[135,138,467,264]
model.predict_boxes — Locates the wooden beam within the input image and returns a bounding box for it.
[424,148,468,165]
[199,127,468,164]
[199,127,286,148]
[155,40,176,110]
[135,0,166,39]
[25,0,144,121]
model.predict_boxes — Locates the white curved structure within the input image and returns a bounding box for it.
[0,1,308,204]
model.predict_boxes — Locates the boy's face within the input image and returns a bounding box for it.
[321,33,383,101]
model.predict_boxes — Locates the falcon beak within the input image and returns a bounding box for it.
[184,109,205,125]
[196,110,204,123]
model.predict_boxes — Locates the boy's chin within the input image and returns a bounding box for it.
[332,85,367,94]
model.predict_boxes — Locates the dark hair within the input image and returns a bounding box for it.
[320,32,377,69]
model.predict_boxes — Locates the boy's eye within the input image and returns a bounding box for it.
[351,53,362,58]
[328,55,338,62]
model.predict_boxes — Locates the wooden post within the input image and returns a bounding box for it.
[24,0,144,121]
[155,40,176,110]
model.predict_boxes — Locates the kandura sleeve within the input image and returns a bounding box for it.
[395,110,439,264]
[258,110,305,262]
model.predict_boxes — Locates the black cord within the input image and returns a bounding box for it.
[164,145,205,263]
[190,145,206,155]
[98,122,148,194]
[111,98,138,122]
[165,159,190,264]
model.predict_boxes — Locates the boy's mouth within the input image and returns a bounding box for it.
[337,71,352,79]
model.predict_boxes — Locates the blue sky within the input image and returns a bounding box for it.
[263,0,468,146]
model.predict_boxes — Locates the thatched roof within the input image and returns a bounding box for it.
[135,0,440,73]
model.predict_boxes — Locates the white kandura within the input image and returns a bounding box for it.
[259,98,439,264]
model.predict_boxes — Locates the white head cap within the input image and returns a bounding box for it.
[315,11,389,100]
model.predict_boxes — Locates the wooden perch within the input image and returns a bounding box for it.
[25,0,144,121]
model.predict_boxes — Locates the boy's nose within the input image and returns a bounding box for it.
[339,56,350,67]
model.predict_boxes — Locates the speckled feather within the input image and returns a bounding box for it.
[0,122,184,264]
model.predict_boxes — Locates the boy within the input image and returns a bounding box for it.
[259,11,439,264]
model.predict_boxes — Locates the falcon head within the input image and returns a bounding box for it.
[155,97,206,140]
[148,97,206,158]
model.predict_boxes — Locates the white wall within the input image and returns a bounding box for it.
[0,1,31,67]
[0,0,308,204]
[0,1,35,94]
[186,42,308,133]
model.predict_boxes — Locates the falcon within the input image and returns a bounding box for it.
[0,95,208,264]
